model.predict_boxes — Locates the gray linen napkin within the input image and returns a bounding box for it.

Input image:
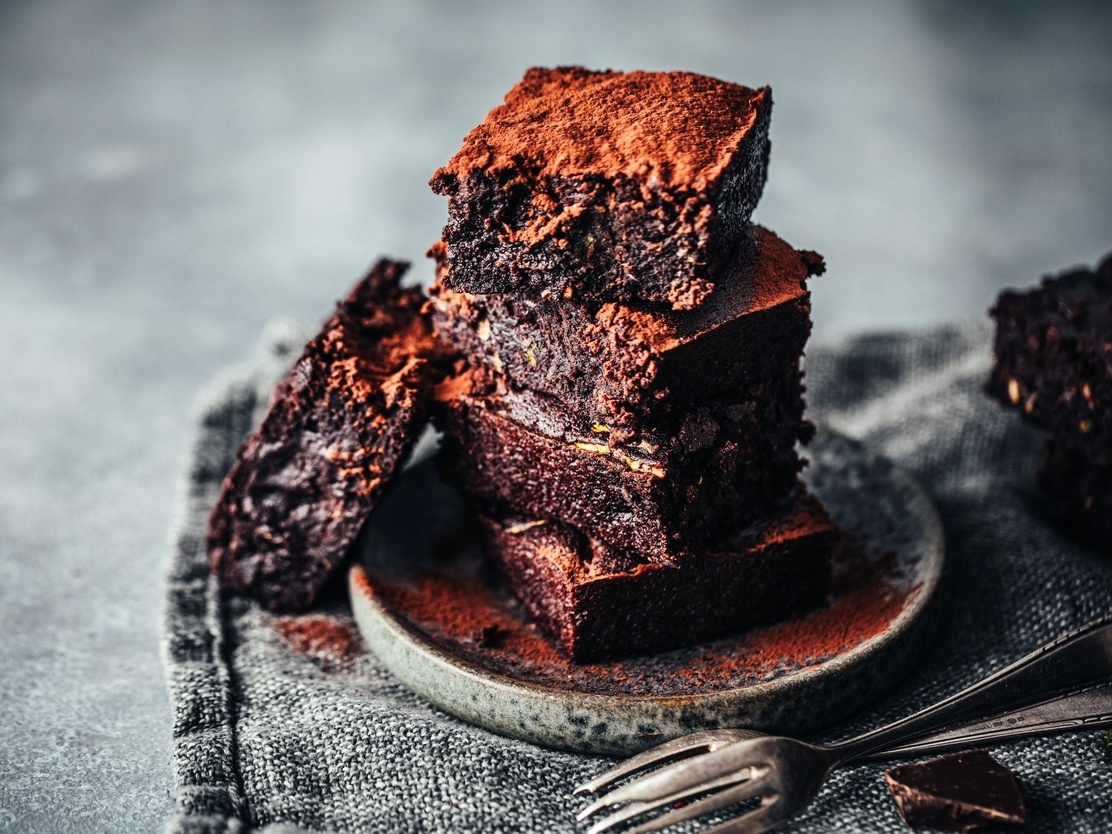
[163,319,1112,834]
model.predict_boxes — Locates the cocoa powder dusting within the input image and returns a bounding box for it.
[361,539,923,696]
[274,614,364,672]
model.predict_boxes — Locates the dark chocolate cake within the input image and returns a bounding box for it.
[207,260,453,612]
[430,67,773,309]
[435,367,807,564]
[1037,437,1112,545]
[478,495,836,662]
[210,67,839,668]
[428,224,822,441]
[988,250,1112,549]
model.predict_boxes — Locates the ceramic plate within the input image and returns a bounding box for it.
[349,430,945,756]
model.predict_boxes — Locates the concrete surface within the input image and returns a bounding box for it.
[0,1,1109,831]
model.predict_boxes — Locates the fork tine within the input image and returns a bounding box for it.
[619,777,773,834]
[577,755,761,821]
[578,738,768,820]
[574,729,758,796]
[581,770,765,833]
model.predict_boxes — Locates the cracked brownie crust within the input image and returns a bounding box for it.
[430,67,772,309]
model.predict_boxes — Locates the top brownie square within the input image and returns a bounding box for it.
[429,66,772,310]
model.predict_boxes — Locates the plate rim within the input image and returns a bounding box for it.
[349,430,946,754]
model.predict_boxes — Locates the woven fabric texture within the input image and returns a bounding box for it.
[163,320,1112,833]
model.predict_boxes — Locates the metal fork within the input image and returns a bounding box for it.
[576,679,1112,834]
[576,615,1112,834]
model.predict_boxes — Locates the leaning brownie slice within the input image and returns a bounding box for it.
[478,495,836,662]
[434,368,807,565]
[430,66,772,309]
[987,250,1112,461]
[207,260,453,612]
[428,225,822,441]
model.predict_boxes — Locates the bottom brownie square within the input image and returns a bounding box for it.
[478,493,837,662]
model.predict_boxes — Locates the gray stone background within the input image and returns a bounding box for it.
[1,1,1109,831]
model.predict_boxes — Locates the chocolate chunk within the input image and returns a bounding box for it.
[885,750,1027,831]
[206,259,453,612]
[430,67,772,309]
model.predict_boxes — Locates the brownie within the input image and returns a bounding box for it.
[207,260,453,612]
[988,250,1112,551]
[988,250,1112,459]
[428,225,822,441]
[429,66,773,309]
[478,493,836,662]
[434,367,808,565]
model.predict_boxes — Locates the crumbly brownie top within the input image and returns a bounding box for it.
[991,252,1112,351]
[599,225,822,350]
[433,67,771,190]
[988,250,1112,434]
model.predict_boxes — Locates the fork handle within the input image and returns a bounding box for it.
[832,614,1112,761]
[859,678,1112,761]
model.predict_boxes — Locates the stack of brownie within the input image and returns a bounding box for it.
[988,250,1112,550]
[426,67,838,661]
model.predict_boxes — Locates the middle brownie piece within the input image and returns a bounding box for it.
[428,224,822,443]
[434,367,808,565]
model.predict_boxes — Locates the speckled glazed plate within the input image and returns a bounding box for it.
[349,430,945,756]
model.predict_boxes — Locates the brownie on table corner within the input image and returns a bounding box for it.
[478,494,837,663]
[1037,437,1112,545]
[433,367,809,565]
[206,259,455,612]
[429,66,773,309]
[427,225,822,441]
[987,249,1112,552]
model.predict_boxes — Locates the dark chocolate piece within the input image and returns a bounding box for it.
[207,260,453,612]
[428,225,821,441]
[884,749,1027,832]
[430,66,772,309]
[433,368,807,564]
[478,493,835,662]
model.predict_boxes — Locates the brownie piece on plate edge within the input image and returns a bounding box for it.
[429,66,773,309]
[987,249,1112,553]
[477,494,837,663]
[206,260,455,613]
